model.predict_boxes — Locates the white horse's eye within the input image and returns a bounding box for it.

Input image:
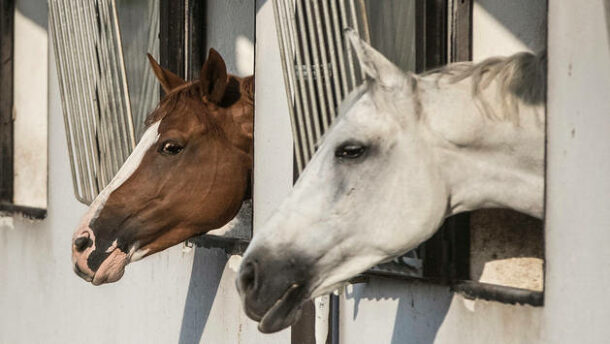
[159,140,184,155]
[335,142,367,160]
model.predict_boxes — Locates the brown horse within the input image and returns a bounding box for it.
[71,49,254,285]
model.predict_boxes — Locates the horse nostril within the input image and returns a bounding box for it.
[74,236,92,252]
[239,260,258,294]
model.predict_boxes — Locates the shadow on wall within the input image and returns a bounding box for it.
[475,0,547,53]
[344,278,452,344]
[16,0,47,29]
[178,247,228,344]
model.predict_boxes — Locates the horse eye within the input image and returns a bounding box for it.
[335,142,367,160]
[159,141,184,155]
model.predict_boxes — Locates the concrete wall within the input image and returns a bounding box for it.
[544,0,610,342]
[339,1,610,343]
[0,1,289,343]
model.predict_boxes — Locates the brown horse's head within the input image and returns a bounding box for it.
[71,49,254,285]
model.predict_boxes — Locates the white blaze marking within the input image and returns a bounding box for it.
[89,121,161,222]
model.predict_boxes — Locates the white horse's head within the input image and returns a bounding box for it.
[238,31,449,333]
[238,29,546,332]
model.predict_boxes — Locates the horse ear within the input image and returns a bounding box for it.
[242,76,254,101]
[147,53,186,93]
[345,28,405,88]
[200,48,228,104]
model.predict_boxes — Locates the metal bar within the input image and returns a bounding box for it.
[312,0,336,129]
[99,0,129,171]
[330,294,340,344]
[49,1,83,203]
[67,0,100,198]
[134,0,158,136]
[294,0,321,156]
[96,0,125,178]
[452,280,544,307]
[357,0,371,43]
[74,0,104,192]
[329,0,349,98]
[51,0,146,203]
[110,0,136,149]
[274,0,305,173]
[321,0,342,112]
[58,0,93,201]
[348,0,365,82]
[303,0,327,138]
[338,0,357,89]
[84,0,113,189]
[283,0,314,166]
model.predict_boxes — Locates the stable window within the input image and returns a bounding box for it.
[0,0,48,219]
[50,0,254,246]
[273,0,545,316]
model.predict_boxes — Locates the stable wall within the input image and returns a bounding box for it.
[0,1,289,343]
[339,1,610,343]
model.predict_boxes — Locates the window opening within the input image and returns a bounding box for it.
[274,0,545,307]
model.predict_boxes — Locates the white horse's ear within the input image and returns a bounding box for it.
[345,28,405,88]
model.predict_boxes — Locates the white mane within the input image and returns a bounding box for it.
[423,51,547,124]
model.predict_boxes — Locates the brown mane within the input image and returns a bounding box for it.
[145,75,245,126]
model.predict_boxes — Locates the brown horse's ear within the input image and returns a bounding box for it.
[200,48,228,104]
[242,76,254,101]
[147,53,186,93]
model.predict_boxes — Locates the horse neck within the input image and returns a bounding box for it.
[422,76,545,218]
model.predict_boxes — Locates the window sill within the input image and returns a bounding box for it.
[0,202,47,220]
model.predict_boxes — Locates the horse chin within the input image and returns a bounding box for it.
[91,248,129,286]
[257,283,308,333]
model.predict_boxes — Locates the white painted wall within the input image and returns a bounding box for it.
[253,0,294,231]
[0,1,290,343]
[544,0,610,342]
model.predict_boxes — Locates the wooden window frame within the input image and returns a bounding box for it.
[0,0,46,219]
[0,0,14,213]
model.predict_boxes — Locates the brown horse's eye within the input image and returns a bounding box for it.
[159,140,184,155]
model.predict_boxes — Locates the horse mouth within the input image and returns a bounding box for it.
[90,247,129,285]
[257,283,309,333]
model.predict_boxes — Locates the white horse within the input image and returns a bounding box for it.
[237,30,546,333]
